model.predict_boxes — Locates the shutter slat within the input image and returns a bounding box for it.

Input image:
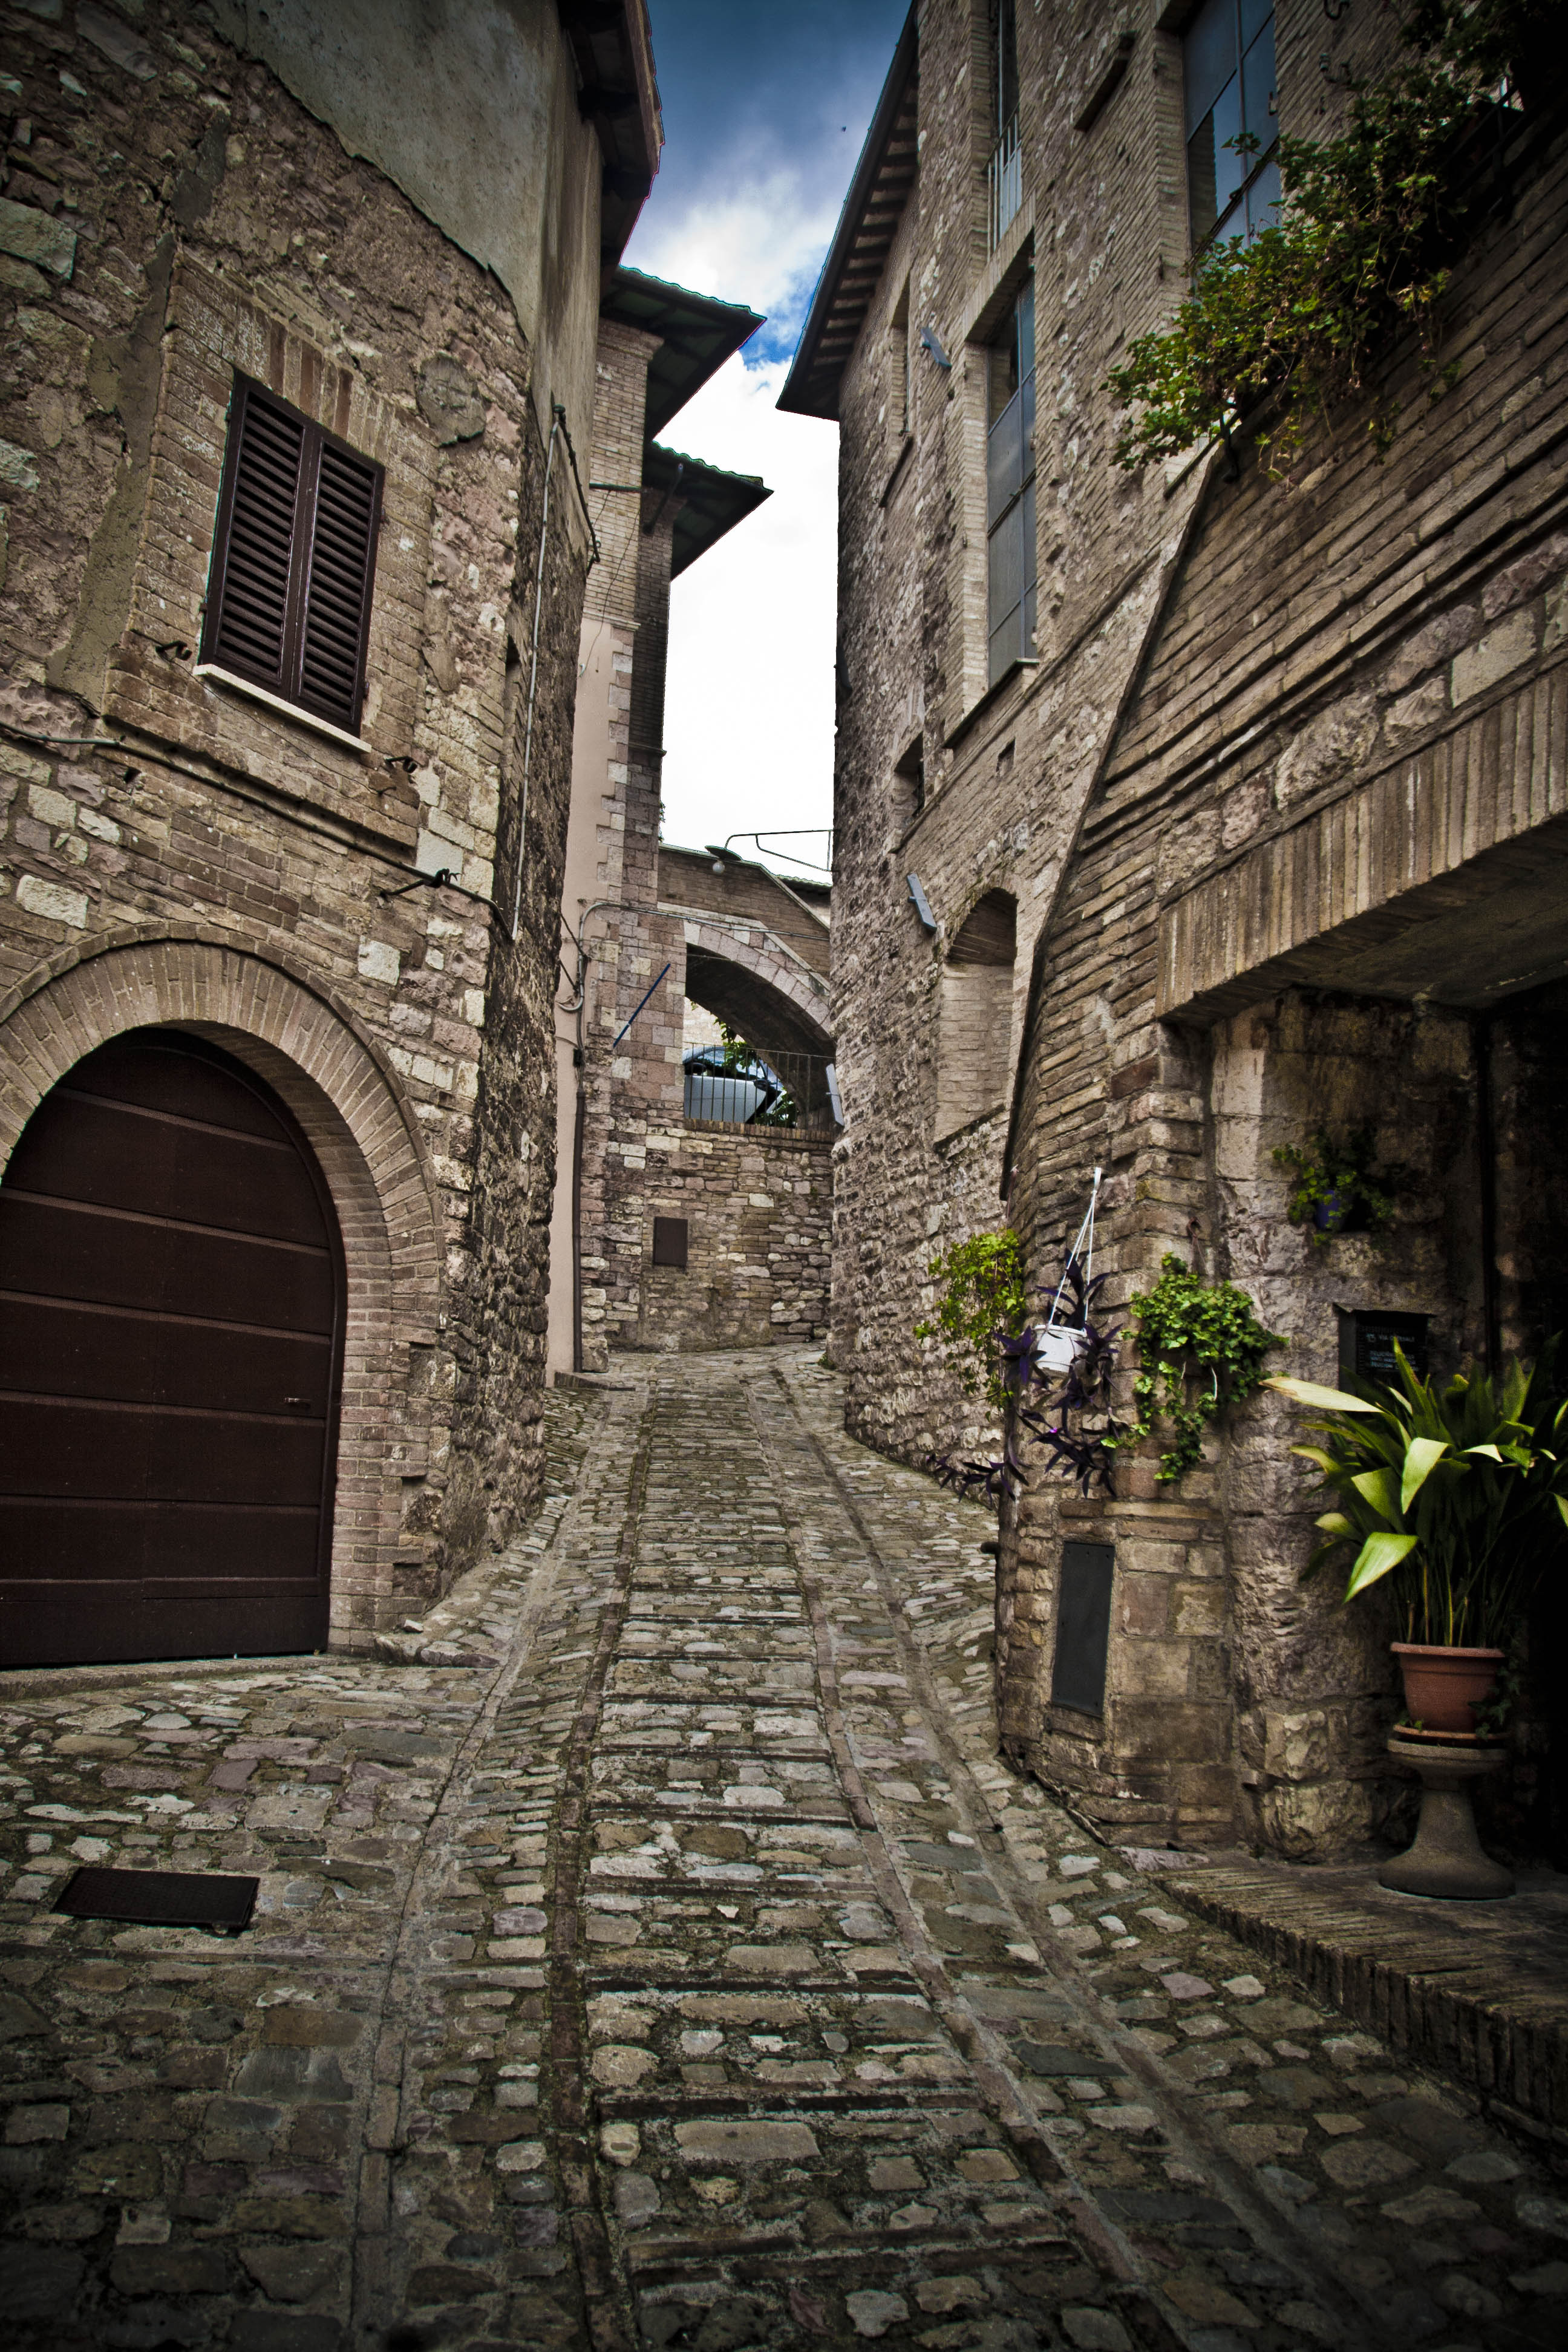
[296,442,380,730]
[208,390,305,689]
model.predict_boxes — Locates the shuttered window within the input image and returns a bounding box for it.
[201,374,383,737]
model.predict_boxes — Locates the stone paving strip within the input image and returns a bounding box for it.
[0,1353,1565,2351]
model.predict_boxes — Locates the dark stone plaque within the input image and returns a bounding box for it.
[1050,1540,1115,1716]
[1338,1308,1429,1390]
[652,1217,688,1270]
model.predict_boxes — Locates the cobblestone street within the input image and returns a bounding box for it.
[1,1351,1565,2352]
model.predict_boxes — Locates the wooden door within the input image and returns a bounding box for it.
[0,1030,344,1665]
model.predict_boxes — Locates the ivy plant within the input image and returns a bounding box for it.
[1116,1255,1285,1483]
[1272,1127,1396,1248]
[916,1228,1027,1419]
[1106,0,1551,477]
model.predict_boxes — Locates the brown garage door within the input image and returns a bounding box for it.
[0,1029,344,1665]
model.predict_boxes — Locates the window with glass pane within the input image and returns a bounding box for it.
[986,276,1036,689]
[1184,0,1278,255]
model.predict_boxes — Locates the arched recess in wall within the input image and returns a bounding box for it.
[936,889,1018,1142]
[0,934,442,1655]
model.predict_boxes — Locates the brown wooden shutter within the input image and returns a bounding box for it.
[202,374,383,737]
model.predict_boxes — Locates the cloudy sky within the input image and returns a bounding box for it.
[622,0,909,878]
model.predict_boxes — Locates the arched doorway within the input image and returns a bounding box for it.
[0,1028,345,1666]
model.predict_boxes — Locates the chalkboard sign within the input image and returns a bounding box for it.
[1051,1541,1115,1716]
[1338,1308,1429,1389]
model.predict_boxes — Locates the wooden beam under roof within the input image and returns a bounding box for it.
[777,7,918,420]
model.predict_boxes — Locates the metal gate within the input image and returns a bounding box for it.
[0,1029,344,1665]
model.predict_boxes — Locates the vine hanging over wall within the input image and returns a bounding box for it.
[916,1228,1027,1419]
[1114,1255,1285,1483]
[1107,0,1555,477]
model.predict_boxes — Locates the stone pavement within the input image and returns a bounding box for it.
[0,1350,1564,2352]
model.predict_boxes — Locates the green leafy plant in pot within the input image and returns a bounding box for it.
[1269,1345,1568,1734]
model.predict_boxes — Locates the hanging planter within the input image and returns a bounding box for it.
[1034,1169,1103,1376]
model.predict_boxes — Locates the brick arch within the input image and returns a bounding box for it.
[0,934,442,1647]
[681,920,834,1056]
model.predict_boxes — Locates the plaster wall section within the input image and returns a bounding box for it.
[204,0,626,449]
[0,0,598,1634]
[1001,108,1568,1853]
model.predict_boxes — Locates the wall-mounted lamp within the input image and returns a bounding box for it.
[920,326,952,371]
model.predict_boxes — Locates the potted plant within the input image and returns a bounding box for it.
[1270,1345,1568,1731]
[1272,1128,1396,1249]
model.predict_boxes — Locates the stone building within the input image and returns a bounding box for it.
[788,0,1567,1855]
[0,0,659,1664]
[546,276,836,1374]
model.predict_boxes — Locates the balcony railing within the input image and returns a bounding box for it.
[682,1048,841,1135]
[988,111,1022,252]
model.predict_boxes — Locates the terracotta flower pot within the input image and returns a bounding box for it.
[1391,1642,1504,1735]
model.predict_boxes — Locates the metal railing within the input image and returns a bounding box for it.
[682,1048,840,1135]
[988,111,1022,252]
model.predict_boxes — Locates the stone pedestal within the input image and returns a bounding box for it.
[1379,1734,1514,1900]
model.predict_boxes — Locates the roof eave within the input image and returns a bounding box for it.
[777,4,918,420]
[557,0,665,272]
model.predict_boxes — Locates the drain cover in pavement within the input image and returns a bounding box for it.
[54,1867,259,1935]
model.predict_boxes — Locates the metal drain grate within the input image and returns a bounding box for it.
[53,1867,259,1935]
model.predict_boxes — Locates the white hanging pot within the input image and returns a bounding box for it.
[1036,1324,1085,1375]
[1036,1166,1103,1379]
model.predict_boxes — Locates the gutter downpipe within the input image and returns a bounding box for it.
[509,404,563,945]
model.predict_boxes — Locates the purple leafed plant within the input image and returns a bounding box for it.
[926,1245,1125,1504]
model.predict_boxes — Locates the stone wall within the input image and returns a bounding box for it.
[998,105,1568,1854]
[0,0,599,1637]
[630,1122,832,1354]
[815,0,1414,1478]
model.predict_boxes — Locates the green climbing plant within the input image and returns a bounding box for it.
[1115,1255,1285,1483]
[1272,1128,1396,1249]
[915,1228,1028,1418]
[1106,0,1554,477]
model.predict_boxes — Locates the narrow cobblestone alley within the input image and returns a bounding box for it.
[1,1353,1565,2352]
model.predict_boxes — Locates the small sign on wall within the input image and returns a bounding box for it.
[1050,1540,1115,1717]
[1337,1307,1429,1389]
[652,1217,688,1270]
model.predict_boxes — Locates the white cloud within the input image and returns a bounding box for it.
[653,348,839,875]
[623,171,842,878]
[629,173,840,352]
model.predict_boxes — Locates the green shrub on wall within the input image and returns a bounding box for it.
[1116,1255,1285,1483]
[916,1229,1027,1420]
[1108,0,1555,477]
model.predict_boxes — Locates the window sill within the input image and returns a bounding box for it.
[193,662,373,756]
[944,656,1039,753]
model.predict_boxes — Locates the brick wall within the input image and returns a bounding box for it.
[0,1,596,1639]
[998,105,1568,1854]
